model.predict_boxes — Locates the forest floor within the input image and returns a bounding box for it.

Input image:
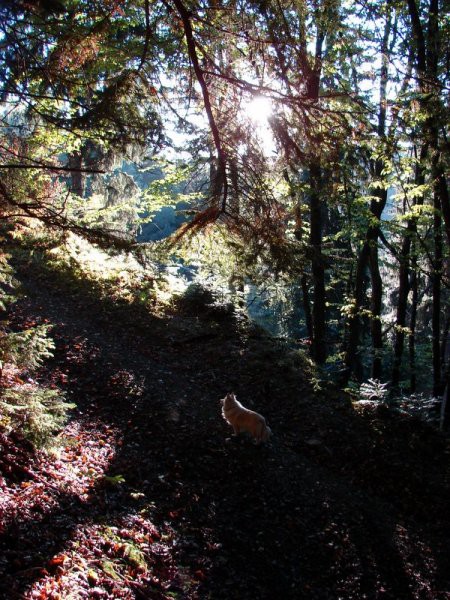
[1,247,450,600]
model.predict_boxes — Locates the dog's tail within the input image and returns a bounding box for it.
[262,425,272,442]
[255,422,271,443]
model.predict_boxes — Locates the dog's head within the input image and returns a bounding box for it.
[220,392,236,409]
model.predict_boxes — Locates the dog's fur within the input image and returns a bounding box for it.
[221,393,271,443]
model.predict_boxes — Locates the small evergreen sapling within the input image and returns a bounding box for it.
[0,257,73,449]
[0,387,73,449]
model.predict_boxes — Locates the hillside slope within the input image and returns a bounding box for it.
[1,253,449,600]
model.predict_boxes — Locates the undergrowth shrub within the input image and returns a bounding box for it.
[356,378,440,426]
[2,325,55,372]
[0,249,72,450]
[177,282,234,318]
[359,379,389,403]
[0,251,15,312]
[0,387,73,449]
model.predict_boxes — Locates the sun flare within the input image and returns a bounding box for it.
[246,96,273,124]
[244,96,275,155]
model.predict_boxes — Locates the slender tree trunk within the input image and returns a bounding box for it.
[309,162,327,364]
[436,168,450,249]
[308,20,327,364]
[432,191,443,396]
[392,145,426,387]
[301,275,313,344]
[284,169,314,344]
[369,240,384,379]
[345,242,370,381]
[263,2,329,363]
[407,0,447,403]
[409,251,418,392]
[345,207,387,383]
[367,6,392,380]
[407,0,449,249]
[441,321,450,430]
[345,5,392,382]
[68,151,85,197]
[173,0,228,208]
[441,314,450,379]
[391,234,411,388]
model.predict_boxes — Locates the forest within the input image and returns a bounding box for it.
[0,0,449,598]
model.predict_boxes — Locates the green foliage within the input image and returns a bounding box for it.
[1,1,164,153]
[139,162,204,223]
[0,252,72,449]
[359,379,389,404]
[0,251,15,312]
[102,474,126,486]
[40,232,171,311]
[0,387,74,450]
[1,325,55,372]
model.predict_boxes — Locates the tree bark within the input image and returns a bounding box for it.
[392,145,427,388]
[345,242,370,382]
[432,191,443,395]
[407,0,446,400]
[367,5,392,380]
[369,241,383,379]
[284,169,314,344]
[68,152,85,197]
[344,4,392,382]
[309,162,327,364]
[172,0,228,209]
[408,252,418,392]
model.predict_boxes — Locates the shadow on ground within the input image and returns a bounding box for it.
[1,250,449,599]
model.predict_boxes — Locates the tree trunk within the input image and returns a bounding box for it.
[345,242,370,382]
[345,5,392,383]
[391,235,411,388]
[68,152,85,197]
[309,162,327,364]
[369,241,383,379]
[409,252,418,392]
[366,6,392,380]
[432,191,443,396]
[392,145,426,388]
[301,274,313,344]
[283,169,314,344]
[407,0,447,400]
[440,321,450,430]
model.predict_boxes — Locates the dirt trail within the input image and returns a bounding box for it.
[1,257,449,599]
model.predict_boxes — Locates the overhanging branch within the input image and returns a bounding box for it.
[170,0,228,211]
[0,164,105,173]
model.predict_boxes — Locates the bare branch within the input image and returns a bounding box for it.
[0,164,105,173]
[169,0,228,211]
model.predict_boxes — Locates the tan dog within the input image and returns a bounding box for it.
[221,393,271,443]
